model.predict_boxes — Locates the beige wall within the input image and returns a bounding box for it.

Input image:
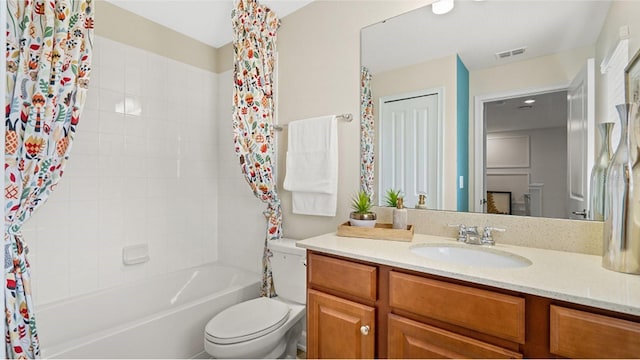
[275,1,431,240]
[95,0,217,73]
[595,1,640,126]
[371,55,458,210]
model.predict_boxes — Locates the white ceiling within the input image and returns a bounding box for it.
[104,0,314,48]
[485,91,568,133]
[362,0,612,74]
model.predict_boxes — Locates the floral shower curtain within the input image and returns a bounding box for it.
[5,0,94,357]
[231,0,281,298]
[360,66,375,198]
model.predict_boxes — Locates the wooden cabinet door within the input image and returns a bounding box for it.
[388,314,523,359]
[550,305,640,358]
[307,289,375,359]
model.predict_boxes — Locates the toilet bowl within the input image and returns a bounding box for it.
[204,238,306,359]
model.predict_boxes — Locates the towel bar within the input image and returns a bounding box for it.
[274,113,352,131]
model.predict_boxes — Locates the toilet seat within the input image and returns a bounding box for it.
[205,297,290,345]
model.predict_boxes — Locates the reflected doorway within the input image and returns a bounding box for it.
[482,90,568,218]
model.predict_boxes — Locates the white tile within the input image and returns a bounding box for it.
[22,37,233,303]
[146,177,167,197]
[97,244,124,289]
[125,114,149,137]
[145,157,173,179]
[125,47,145,96]
[122,177,148,200]
[99,38,126,70]
[68,200,99,222]
[146,53,168,81]
[36,226,70,303]
[124,135,147,157]
[34,200,70,228]
[146,228,169,277]
[143,97,168,121]
[98,174,124,200]
[99,89,124,114]
[91,36,103,67]
[100,111,125,135]
[150,135,180,160]
[98,133,124,156]
[85,85,100,110]
[145,196,168,218]
[122,155,148,178]
[148,118,170,139]
[67,222,99,296]
[79,108,100,133]
[68,175,100,201]
[45,179,70,203]
[64,154,100,176]
[72,130,99,156]
[21,228,38,257]
[100,64,125,93]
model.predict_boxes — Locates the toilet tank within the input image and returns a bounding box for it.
[268,238,306,304]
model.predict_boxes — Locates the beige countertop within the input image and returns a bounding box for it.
[296,232,640,316]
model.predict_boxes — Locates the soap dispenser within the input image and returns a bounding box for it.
[393,197,408,229]
[415,194,427,210]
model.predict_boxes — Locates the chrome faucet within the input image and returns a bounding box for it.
[465,226,482,245]
[448,224,505,246]
[448,224,467,242]
[481,226,506,246]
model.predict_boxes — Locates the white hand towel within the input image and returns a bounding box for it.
[283,115,338,216]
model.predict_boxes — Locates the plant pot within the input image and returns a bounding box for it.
[349,211,377,228]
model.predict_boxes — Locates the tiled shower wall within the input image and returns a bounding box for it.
[216,70,270,274]
[25,36,220,306]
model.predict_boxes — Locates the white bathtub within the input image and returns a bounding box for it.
[37,263,261,359]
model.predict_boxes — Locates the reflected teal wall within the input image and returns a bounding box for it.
[457,55,469,211]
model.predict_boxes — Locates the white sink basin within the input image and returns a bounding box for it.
[410,244,532,268]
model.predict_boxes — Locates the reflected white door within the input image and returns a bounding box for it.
[379,90,441,208]
[567,58,595,219]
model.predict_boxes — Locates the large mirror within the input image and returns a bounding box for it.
[360,0,617,220]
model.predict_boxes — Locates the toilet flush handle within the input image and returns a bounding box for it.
[360,325,370,336]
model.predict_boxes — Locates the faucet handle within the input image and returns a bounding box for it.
[481,226,505,245]
[448,224,467,242]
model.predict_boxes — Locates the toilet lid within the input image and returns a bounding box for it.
[205,297,290,345]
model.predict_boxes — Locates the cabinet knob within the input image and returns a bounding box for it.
[360,325,370,336]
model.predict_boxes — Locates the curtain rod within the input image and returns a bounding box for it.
[274,113,353,131]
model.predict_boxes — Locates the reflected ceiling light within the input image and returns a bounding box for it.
[432,0,454,15]
[524,99,536,104]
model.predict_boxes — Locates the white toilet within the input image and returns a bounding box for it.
[204,238,306,359]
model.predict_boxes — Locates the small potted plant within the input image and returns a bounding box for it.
[349,190,377,227]
[384,189,403,207]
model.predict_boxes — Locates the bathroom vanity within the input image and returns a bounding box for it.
[297,233,640,359]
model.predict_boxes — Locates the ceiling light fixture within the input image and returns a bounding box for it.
[432,0,454,15]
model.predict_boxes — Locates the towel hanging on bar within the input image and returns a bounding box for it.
[283,115,339,216]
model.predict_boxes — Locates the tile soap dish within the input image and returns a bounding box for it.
[337,222,414,242]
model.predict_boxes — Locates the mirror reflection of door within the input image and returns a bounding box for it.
[379,89,442,209]
[484,91,568,218]
[567,59,595,220]
[479,60,594,219]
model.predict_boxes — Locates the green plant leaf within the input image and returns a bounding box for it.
[384,188,402,207]
[351,190,372,214]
